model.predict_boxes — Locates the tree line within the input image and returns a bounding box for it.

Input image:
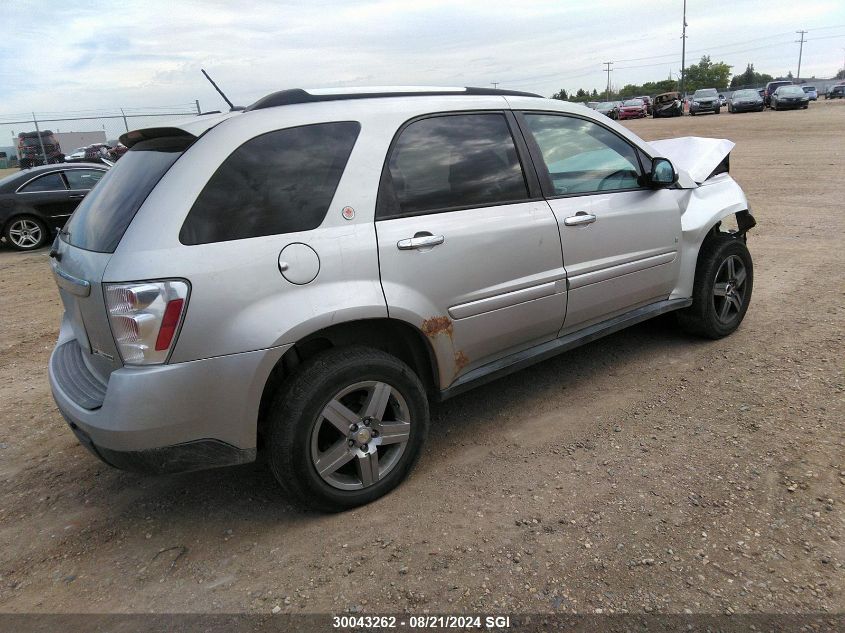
[551,56,778,102]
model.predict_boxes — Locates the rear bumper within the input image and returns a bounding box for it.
[49,339,291,473]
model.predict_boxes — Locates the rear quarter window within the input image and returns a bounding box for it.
[62,136,192,253]
[179,121,360,245]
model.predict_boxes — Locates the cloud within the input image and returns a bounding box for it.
[0,0,843,118]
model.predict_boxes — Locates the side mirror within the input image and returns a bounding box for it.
[650,157,677,187]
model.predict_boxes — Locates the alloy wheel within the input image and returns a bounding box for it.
[310,380,411,491]
[712,254,747,323]
[8,219,43,249]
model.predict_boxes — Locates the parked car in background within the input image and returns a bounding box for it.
[771,85,810,110]
[46,86,756,511]
[595,101,620,119]
[65,143,112,164]
[17,131,64,170]
[689,89,721,115]
[585,101,599,110]
[727,89,764,113]
[825,85,845,99]
[636,95,653,115]
[617,98,647,120]
[757,88,765,100]
[764,80,792,106]
[0,163,107,250]
[718,94,727,107]
[106,140,128,161]
[801,86,818,101]
[652,92,683,117]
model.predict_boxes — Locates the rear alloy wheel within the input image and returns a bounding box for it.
[267,346,429,512]
[4,216,49,251]
[677,234,753,339]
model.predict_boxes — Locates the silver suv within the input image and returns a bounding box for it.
[48,87,755,511]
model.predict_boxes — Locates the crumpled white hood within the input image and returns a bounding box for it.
[649,136,735,184]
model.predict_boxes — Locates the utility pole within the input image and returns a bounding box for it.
[120,108,129,132]
[680,0,688,97]
[603,61,613,100]
[795,30,808,79]
[32,113,48,165]
[491,82,499,89]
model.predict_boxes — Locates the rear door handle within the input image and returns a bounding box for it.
[397,233,445,250]
[68,193,86,199]
[564,212,597,227]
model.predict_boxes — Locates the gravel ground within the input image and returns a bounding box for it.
[0,101,842,616]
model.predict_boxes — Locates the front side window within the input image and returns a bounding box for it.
[180,122,360,245]
[64,169,105,190]
[20,172,66,192]
[523,114,643,195]
[382,113,528,217]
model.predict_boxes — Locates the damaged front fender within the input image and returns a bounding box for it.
[670,175,755,300]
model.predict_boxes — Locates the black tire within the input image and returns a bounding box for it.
[3,215,49,251]
[715,107,720,114]
[677,233,754,339]
[267,346,429,512]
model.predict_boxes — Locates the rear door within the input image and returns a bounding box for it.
[16,172,72,223]
[516,111,681,333]
[375,112,566,388]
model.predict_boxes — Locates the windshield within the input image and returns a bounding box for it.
[779,86,804,95]
[733,90,758,98]
[597,102,615,108]
[693,89,718,98]
[623,99,643,106]
[62,135,192,253]
[802,86,815,92]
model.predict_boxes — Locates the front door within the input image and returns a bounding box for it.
[517,112,682,333]
[375,112,567,388]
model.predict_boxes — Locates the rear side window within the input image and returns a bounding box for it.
[62,136,191,253]
[64,169,105,190]
[379,113,528,218]
[20,173,66,192]
[180,122,360,245]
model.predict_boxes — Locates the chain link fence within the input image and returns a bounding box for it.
[0,102,203,168]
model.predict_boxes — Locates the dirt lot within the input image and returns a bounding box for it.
[0,101,842,617]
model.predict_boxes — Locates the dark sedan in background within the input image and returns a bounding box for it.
[595,101,620,119]
[728,89,764,113]
[0,163,107,251]
[771,85,810,110]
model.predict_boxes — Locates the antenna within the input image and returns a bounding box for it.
[201,69,242,111]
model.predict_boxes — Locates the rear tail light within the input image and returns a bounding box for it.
[105,280,189,365]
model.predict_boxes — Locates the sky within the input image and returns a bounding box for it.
[1,0,844,118]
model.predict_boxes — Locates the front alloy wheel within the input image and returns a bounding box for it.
[677,233,754,339]
[712,255,748,326]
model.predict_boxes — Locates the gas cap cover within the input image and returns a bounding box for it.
[278,243,320,285]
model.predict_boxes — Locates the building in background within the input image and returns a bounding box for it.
[53,131,107,154]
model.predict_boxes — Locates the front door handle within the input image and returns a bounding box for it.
[564,212,597,227]
[68,193,86,200]
[397,233,445,250]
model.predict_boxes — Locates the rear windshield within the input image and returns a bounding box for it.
[61,136,192,253]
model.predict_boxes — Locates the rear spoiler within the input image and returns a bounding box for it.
[119,127,196,148]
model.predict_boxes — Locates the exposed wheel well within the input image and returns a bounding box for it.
[256,319,438,450]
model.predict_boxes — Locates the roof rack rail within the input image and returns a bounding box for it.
[244,87,543,112]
